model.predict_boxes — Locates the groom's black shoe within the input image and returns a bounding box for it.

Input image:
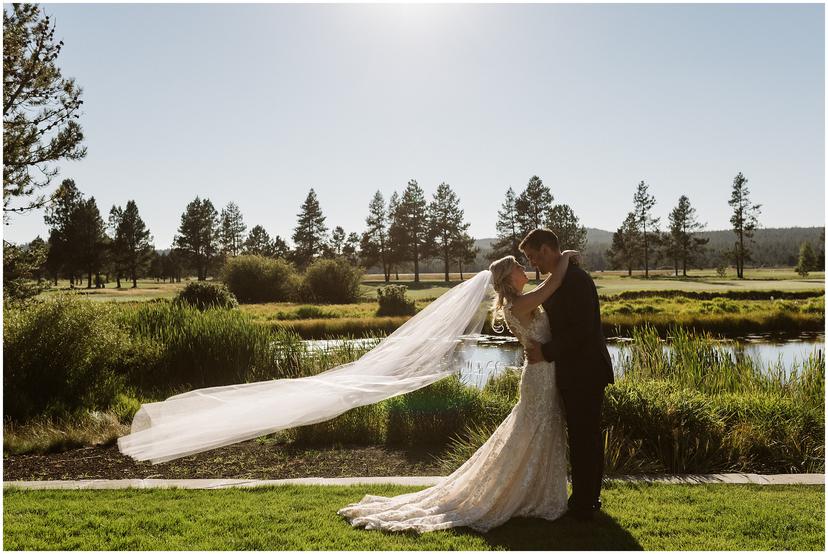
[564,499,602,521]
[564,507,594,521]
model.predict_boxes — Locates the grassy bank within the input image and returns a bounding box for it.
[243,292,825,338]
[3,484,823,550]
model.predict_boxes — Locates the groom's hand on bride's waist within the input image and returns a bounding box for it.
[525,340,545,364]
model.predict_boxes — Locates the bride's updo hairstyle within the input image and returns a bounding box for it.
[489,255,521,333]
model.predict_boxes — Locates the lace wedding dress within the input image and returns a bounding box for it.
[337,301,568,534]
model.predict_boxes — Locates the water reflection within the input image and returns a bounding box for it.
[304,333,825,389]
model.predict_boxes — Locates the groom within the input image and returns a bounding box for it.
[519,228,614,521]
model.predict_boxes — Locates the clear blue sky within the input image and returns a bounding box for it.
[4,2,824,248]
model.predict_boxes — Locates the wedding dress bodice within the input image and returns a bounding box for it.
[501,302,552,348]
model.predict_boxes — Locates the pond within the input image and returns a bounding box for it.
[305,333,825,389]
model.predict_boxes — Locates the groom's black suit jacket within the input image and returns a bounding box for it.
[540,263,614,390]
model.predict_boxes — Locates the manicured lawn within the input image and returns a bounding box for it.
[3,483,823,550]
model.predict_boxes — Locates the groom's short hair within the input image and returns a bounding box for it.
[519,228,560,253]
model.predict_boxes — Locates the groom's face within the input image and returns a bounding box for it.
[523,244,557,274]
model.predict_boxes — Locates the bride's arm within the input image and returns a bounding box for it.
[510,250,578,317]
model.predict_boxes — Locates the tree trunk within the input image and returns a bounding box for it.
[738,230,745,278]
[116,274,121,288]
[87,271,92,288]
[643,226,649,278]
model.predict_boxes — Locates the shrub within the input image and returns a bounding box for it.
[175,281,238,310]
[3,295,145,421]
[221,255,299,303]
[385,375,487,446]
[289,403,388,446]
[376,284,417,316]
[300,257,364,304]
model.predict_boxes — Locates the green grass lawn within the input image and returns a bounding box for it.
[3,483,823,550]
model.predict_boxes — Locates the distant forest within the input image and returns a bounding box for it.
[411,226,826,274]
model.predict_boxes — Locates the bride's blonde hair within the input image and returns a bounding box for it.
[488,255,521,333]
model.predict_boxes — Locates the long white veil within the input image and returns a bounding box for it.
[117,270,495,464]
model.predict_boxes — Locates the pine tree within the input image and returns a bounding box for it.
[65,196,108,288]
[219,202,246,257]
[330,226,346,257]
[243,225,275,257]
[489,187,522,261]
[515,175,553,279]
[3,4,87,218]
[272,235,290,259]
[728,172,762,279]
[452,231,479,281]
[796,241,817,277]
[110,200,154,288]
[386,191,404,280]
[395,180,430,282]
[632,180,660,277]
[361,191,391,281]
[292,188,328,268]
[108,205,126,288]
[546,203,587,251]
[428,182,470,282]
[667,195,708,276]
[173,196,219,280]
[606,212,642,275]
[43,179,82,285]
[342,232,361,265]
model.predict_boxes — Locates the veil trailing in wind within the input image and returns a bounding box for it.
[118,270,495,464]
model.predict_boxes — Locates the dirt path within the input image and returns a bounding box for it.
[3,440,447,481]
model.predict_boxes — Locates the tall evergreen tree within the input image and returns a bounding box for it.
[111,200,154,288]
[242,225,275,257]
[515,175,553,278]
[632,180,660,277]
[489,187,522,261]
[219,202,246,257]
[342,232,361,265]
[547,203,588,251]
[428,182,470,282]
[65,196,108,288]
[386,191,404,280]
[796,241,817,277]
[3,4,86,219]
[728,172,762,279]
[361,191,391,281]
[667,195,708,276]
[330,226,346,257]
[395,179,430,282]
[108,205,126,288]
[292,188,328,268]
[606,212,643,275]
[173,196,219,280]
[43,178,82,285]
[452,231,479,281]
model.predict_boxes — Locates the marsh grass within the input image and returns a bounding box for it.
[3,410,128,455]
[4,296,824,473]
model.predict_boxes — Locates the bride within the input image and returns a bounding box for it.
[117,245,577,534]
[337,251,578,533]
